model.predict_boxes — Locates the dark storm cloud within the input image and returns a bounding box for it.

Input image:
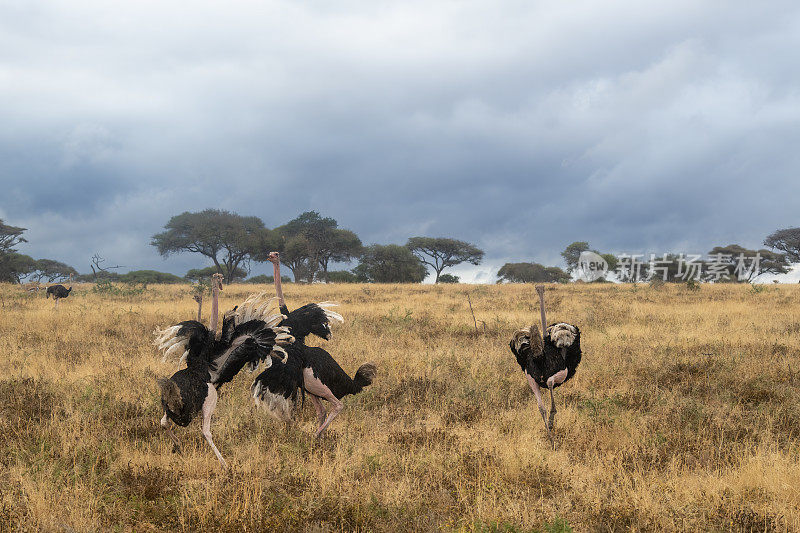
[2,1,800,281]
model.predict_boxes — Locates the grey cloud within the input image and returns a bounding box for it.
[2,1,800,281]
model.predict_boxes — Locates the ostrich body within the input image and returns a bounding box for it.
[510,322,581,441]
[153,286,292,467]
[251,252,376,438]
[509,286,581,444]
[46,284,72,307]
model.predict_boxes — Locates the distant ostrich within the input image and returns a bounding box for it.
[46,284,72,307]
[251,252,376,438]
[153,279,293,467]
[509,286,581,443]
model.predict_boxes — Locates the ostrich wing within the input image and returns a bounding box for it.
[154,320,211,364]
[251,351,304,422]
[209,320,294,387]
[281,302,344,338]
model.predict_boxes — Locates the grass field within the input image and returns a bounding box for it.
[0,282,799,532]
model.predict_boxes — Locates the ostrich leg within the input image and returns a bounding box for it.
[310,395,327,427]
[201,384,227,468]
[160,412,182,453]
[525,373,553,443]
[546,365,569,432]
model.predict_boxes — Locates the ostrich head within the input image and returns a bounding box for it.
[511,324,543,356]
[267,251,280,265]
[546,323,577,348]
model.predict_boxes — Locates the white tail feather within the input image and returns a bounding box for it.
[270,346,288,362]
[316,301,344,323]
[275,332,294,345]
[162,341,187,362]
[235,293,280,325]
[154,325,191,363]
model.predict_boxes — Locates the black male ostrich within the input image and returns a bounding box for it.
[510,322,581,441]
[153,304,293,467]
[46,284,72,307]
[251,252,376,438]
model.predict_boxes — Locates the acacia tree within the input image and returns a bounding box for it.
[406,237,484,283]
[764,228,800,263]
[562,241,618,277]
[496,262,570,283]
[560,241,589,273]
[0,220,35,283]
[319,229,362,282]
[29,259,77,283]
[353,244,427,283]
[0,253,36,283]
[706,244,789,282]
[0,220,27,254]
[185,265,248,282]
[269,211,361,283]
[152,209,273,284]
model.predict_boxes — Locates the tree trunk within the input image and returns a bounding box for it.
[195,294,203,321]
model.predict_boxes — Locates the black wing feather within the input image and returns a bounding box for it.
[211,320,278,387]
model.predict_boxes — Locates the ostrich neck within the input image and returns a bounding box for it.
[210,280,219,334]
[538,290,547,336]
[273,261,285,308]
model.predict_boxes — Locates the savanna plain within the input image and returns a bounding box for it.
[0,282,798,532]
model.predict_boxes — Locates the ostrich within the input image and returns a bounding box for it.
[251,252,376,438]
[509,286,581,444]
[153,279,293,467]
[46,284,72,307]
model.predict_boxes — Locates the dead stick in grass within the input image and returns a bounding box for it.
[467,293,478,334]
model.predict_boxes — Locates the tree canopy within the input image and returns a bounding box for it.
[120,270,185,284]
[0,220,35,282]
[0,253,37,283]
[245,274,292,284]
[706,244,789,282]
[406,237,483,283]
[185,265,248,283]
[561,241,589,273]
[152,209,273,284]
[270,211,362,283]
[562,241,618,280]
[326,270,360,283]
[0,220,27,255]
[353,244,427,283]
[28,259,78,283]
[764,228,800,263]
[496,262,570,283]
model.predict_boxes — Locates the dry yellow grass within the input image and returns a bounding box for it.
[1,282,799,532]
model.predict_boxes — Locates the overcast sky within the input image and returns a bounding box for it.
[2,1,799,282]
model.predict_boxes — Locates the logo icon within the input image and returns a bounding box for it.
[577,251,608,282]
